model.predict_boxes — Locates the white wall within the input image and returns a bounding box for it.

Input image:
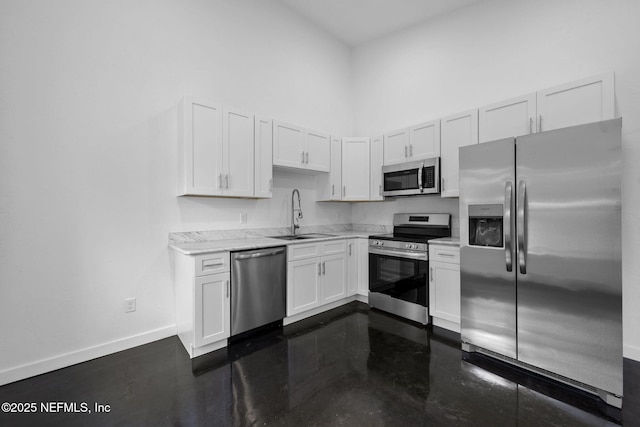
[351,0,640,360]
[0,0,353,384]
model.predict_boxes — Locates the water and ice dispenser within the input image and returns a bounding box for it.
[468,204,503,248]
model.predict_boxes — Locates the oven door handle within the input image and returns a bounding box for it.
[369,247,428,260]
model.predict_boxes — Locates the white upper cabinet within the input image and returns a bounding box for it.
[273,121,306,169]
[306,130,331,172]
[273,122,330,172]
[383,129,409,165]
[329,136,342,200]
[223,106,255,197]
[440,109,478,198]
[383,120,440,166]
[369,135,384,201]
[479,93,537,143]
[478,73,615,143]
[342,137,370,201]
[536,72,615,132]
[178,98,255,198]
[254,115,273,198]
[409,119,441,159]
[178,97,223,196]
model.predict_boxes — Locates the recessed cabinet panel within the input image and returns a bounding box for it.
[369,135,384,200]
[410,120,440,159]
[223,107,254,197]
[321,254,347,304]
[254,116,273,198]
[287,259,321,316]
[306,131,331,172]
[329,136,342,200]
[383,129,409,165]
[479,94,536,143]
[179,97,223,196]
[274,121,305,168]
[342,137,370,201]
[194,273,230,347]
[346,240,358,296]
[537,72,615,132]
[440,109,478,198]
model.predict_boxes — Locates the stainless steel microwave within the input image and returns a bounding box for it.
[381,157,440,197]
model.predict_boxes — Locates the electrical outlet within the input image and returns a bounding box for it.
[125,298,136,313]
[240,212,248,224]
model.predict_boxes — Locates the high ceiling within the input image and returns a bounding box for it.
[278,0,480,46]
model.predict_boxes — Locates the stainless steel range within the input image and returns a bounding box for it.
[368,213,451,324]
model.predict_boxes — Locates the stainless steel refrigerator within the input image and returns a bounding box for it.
[459,118,622,407]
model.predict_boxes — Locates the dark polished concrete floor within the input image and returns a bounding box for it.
[1,302,638,426]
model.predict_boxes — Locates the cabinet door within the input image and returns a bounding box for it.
[537,72,614,132]
[342,137,370,201]
[429,261,461,328]
[383,129,409,165]
[479,93,536,143]
[357,239,369,296]
[440,109,478,198]
[306,130,331,172]
[369,135,383,200]
[329,136,342,200]
[194,272,230,347]
[321,254,347,305]
[254,116,273,198]
[287,258,321,316]
[274,121,305,168]
[346,240,358,296]
[409,120,440,159]
[179,96,223,196]
[223,107,254,197]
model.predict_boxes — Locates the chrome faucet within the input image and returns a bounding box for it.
[291,189,303,235]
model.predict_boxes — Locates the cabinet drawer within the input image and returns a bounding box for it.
[288,243,322,261]
[320,240,346,256]
[429,246,460,264]
[194,252,230,276]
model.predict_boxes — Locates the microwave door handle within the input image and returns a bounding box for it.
[504,181,513,272]
[418,163,423,192]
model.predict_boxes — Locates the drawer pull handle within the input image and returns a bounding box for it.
[437,253,455,257]
[203,260,224,268]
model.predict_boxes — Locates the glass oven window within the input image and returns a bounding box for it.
[383,169,419,191]
[369,252,427,306]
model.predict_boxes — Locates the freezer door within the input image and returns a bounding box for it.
[515,118,622,396]
[460,138,517,359]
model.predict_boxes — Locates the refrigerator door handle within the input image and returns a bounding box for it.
[505,181,513,272]
[517,180,527,274]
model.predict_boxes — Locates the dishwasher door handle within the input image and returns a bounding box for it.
[233,247,286,260]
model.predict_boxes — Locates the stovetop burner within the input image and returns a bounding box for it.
[368,213,452,252]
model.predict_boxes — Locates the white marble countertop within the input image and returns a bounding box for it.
[170,231,371,255]
[429,237,460,247]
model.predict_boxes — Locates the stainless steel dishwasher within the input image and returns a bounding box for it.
[231,246,287,336]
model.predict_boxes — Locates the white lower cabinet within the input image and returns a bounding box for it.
[174,251,231,358]
[287,241,347,317]
[287,258,322,315]
[194,273,231,347]
[357,238,369,297]
[346,239,358,296]
[428,244,460,333]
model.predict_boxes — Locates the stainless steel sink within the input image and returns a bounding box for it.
[270,233,335,240]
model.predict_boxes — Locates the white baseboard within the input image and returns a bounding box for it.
[624,344,640,362]
[0,325,177,387]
